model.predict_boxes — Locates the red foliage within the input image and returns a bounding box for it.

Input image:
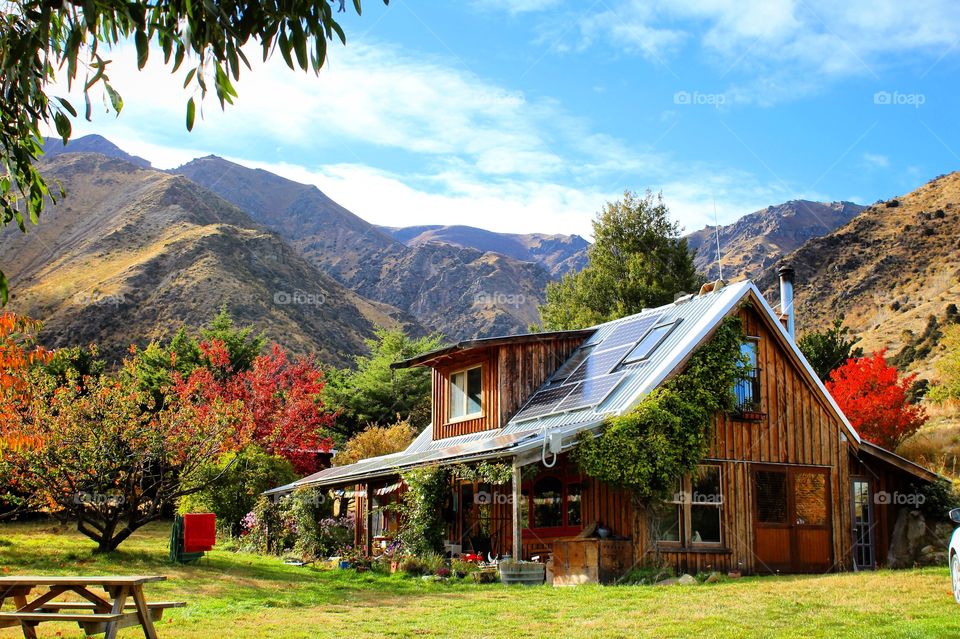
[825,350,927,450]
[173,341,334,475]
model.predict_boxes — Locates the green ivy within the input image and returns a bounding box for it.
[452,461,513,485]
[574,316,747,502]
[397,465,450,556]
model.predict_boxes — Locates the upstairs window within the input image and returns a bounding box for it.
[734,339,761,411]
[449,365,483,420]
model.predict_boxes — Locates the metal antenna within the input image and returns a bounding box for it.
[713,196,724,281]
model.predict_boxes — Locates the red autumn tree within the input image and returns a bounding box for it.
[826,350,927,449]
[173,340,335,475]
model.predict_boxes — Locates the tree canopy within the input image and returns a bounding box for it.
[322,327,444,440]
[0,0,386,304]
[797,316,863,382]
[539,190,703,330]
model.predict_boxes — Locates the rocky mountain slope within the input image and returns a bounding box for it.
[758,173,960,378]
[0,153,415,364]
[43,134,152,169]
[383,224,589,277]
[174,155,553,339]
[687,200,865,281]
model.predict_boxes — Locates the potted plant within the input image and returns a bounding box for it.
[736,402,765,421]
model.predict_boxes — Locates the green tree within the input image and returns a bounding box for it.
[797,317,863,383]
[323,327,444,440]
[929,324,960,402]
[539,191,703,330]
[334,419,417,466]
[178,445,297,537]
[0,0,387,304]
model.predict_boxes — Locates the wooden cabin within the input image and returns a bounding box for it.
[275,275,941,580]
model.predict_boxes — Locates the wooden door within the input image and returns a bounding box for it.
[753,466,833,573]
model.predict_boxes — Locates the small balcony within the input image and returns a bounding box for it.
[733,368,764,421]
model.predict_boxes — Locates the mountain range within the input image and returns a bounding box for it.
[4,135,955,379]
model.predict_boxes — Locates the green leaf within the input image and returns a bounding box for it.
[0,269,7,306]
[183,67,197,89]
[353,0,363,14]
[103,82,124,114]
[135,30,149,69]
[55,97,78,118]
[84,90,92,121]
[53,112,72,142]
[186,98,196,131]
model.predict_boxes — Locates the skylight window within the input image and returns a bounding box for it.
[622,321,679,364]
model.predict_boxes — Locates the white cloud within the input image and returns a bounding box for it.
[50,37,810,239]
[862,152,890,169]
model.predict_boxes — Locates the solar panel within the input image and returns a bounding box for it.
[554,372,626,413]
[599,314,662,349]
[547,345,596,385]
[564,344,632,384]
[512,384,576,421]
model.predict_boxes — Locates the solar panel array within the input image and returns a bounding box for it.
[512,313,668,422]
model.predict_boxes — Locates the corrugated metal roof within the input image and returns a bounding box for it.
[270,280,861,493]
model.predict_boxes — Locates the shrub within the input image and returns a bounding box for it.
[451,559,479,577]
[178,445,297,537]
[401,556,431,577]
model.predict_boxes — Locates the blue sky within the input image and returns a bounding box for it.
[59,0,960,238]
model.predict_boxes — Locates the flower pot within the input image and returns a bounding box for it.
[390,561,400,574]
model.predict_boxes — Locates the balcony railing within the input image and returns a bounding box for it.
[734,368,762,415]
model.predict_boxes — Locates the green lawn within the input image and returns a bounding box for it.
[0,521,957,638]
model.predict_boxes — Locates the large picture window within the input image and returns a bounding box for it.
[521,476,583,534]
[652,465,724,547]
[449,365,483,420]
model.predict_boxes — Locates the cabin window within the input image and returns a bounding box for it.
[522,476,583,533]
[653,465,723,547]
[734,339,761,410]
[449,365,483,420]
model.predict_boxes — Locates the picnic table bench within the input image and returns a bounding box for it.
[0,575,184,639]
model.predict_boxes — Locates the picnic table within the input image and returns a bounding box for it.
[0,575,184,639]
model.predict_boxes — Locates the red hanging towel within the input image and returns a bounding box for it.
[183,513,216,553]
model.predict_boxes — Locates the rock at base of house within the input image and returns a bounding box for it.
[886,508,952,568]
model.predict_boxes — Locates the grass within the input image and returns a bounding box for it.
[1,521,958,638]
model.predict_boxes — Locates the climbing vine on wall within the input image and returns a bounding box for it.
[451,461,513,485]
[574,315,747,502]
[397,465,451,556]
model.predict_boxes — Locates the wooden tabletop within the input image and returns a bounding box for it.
[0,576,166,587]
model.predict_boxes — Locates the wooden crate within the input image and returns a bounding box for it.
[551,538,633,586]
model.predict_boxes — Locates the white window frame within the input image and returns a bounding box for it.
[448,364,483,422]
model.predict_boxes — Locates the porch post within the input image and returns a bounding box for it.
[512,458,521,561]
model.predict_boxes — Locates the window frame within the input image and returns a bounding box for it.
[447,364,484,423]
[734,337,762,413]
[621,319,680,365]
[520,474,584,537]
[654,464,725,549]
